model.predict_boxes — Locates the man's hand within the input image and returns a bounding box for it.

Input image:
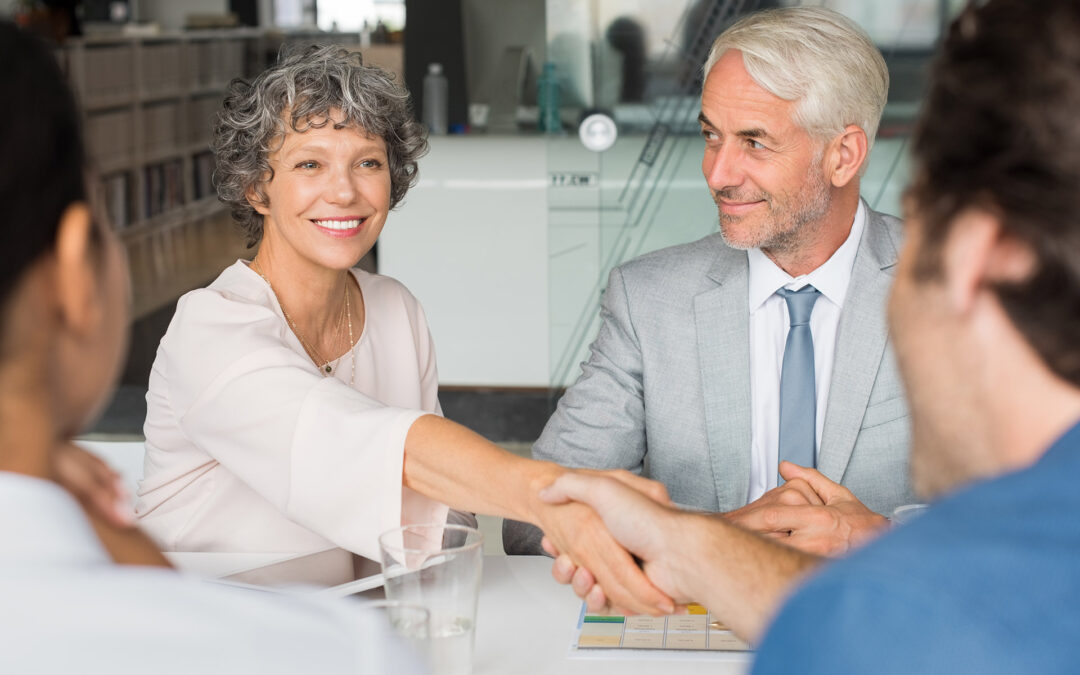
[532,469,676,616]
[538,470,675,613]
[539,470,825,642]
[723,461,888,556]
[538,472,697,614]
[52,442,134,528]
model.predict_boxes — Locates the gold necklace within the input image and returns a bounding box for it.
[344,278,355,386]
[320,272,357,386]
[328,277,357,386]
[250,257,351,377]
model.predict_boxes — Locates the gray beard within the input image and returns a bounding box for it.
[714,163,831,254]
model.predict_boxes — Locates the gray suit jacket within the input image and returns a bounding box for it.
[504,205,915,554]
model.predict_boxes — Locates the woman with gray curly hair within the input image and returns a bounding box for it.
[134,45,670,616]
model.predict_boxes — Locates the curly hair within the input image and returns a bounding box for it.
[213,44,427,246]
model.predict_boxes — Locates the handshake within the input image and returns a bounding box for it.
[530,462,888,642]
[53,436,888,644]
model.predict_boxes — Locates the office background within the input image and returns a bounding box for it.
[1,0,962,445]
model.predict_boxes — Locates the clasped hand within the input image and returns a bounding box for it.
[536,462,890,615]
[723,461,889,556]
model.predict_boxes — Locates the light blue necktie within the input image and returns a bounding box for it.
[777,285,821,484]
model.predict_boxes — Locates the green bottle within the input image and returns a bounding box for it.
[538,62,561,133]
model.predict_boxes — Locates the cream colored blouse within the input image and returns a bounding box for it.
[136,260,449,560]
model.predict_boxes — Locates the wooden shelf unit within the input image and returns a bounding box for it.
[61,29,265,318]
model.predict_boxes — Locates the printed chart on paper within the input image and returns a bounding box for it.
[574,603,751,652]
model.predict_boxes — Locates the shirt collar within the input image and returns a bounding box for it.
[748,199,867,313]
[0,471,111,566]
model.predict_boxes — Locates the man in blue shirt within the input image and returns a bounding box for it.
[537,0,1080,671]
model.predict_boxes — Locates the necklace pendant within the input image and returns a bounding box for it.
[324,364,332,374]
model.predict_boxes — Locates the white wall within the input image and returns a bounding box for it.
[380,133,720,388]
[379,136,550,387]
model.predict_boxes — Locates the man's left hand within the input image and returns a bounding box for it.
[723,461,888,556]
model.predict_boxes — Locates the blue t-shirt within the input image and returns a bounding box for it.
[753,420,1080,674]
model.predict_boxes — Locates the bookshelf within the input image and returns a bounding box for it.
[60,29,262,319]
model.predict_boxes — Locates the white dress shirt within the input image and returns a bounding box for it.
[0,471,425,674]
[746,201,867,502]
[138,261,448,560]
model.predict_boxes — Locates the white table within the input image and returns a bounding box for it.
[473,556,751,675]
[168,552,751,674]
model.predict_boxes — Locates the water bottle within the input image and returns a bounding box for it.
[537,62,561,133]
[423,63,449,135]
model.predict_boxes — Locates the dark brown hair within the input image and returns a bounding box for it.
[910,0,1080,385]
[0,21,87,314]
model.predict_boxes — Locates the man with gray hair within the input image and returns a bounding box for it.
[540,1,1080,669]
[505,6,912,560]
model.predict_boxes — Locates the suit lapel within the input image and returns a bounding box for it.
[817,207,900,482]
[695,246,752,511]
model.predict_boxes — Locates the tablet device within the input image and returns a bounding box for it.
[216,547,384,597]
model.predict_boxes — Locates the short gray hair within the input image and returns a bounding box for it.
[213,44,427,246]
[703,8,888,157]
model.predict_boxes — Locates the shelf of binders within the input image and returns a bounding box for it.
[83,92,136,112]
[192,152,216,202]
[141,89,186,105]
[121,206,244,318]
[189,84,228,97]
[65,29,264,234]
[96,171,135,230]
[141,159,185,220]
[86,106,136,174]
[188,195,225,217]
[115,195,220,241]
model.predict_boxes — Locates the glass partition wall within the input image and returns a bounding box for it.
[545,0,966,393]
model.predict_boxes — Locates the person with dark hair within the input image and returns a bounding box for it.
[535,0,1080,671]
[0,21,427,672]
[134,44,673,616]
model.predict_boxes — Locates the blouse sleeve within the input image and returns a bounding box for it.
[160,289,442,560]
[411,297,442,416]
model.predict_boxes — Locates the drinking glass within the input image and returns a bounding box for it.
[379,524,483,675]
[355,599,430,658]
